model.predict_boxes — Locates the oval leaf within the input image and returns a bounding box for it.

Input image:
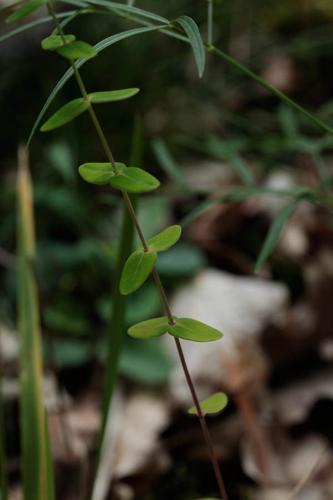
[56,40,97,59]
[176,15,206,78]
[6,0,47,23]
[78,162,114,185]
[40,98,90,132]
[110,166,160,193]
[89,88,140,103]
[188,392,228,416]
[169,318,223,342]
[41,34,76,51]
[120,250,157,295]
[254,200,297,272]
[146,225,182,253]
[128,316,170,339]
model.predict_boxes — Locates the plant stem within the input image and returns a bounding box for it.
[174,337,229,500]
[207,0,214,46]
[47,2,229,497]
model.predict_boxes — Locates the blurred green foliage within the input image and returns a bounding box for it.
[1,0,333,383]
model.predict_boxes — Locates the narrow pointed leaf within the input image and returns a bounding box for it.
[0,11,79,44]
[120,250,157,295]
[128,316,170,339]
[40,98,90,132]
[78,162,114,185]
[6,0,47,23]
[146,225,182,252]
[188,392,228,416]
[89,88,140,103]
[17,158,49,499]
[254,201,298,272]
[176,15,205,78]
[61,0,169,23]
[41,34,75,50]
[169,318,223,342]
[56,40,97,59]
[110,165,160,193]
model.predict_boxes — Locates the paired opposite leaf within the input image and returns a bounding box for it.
[6,0,47,23]
[78,162,160,192]
[120,250,157,295]
[145,225,182,252]
[40,98,90,132]
[176,15,206,78]
[42,87,139,133]
[120,226,181,296]
[41,34,96,59]
[128,316,223,342]
[41,34,76,50]
[56,40,96,60]
[188,392,228,416]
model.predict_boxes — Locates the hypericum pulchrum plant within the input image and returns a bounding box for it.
[6,1,333,499]
[6,1,230,499]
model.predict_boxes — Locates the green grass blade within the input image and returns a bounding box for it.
[0,11,77,43]
[209,45,333,136]
[17,150,50,500]
[254,200,298,272]
[28,24,166,145]
[176,15,206,78]
[5,0,47,24]
[60,0,169,23]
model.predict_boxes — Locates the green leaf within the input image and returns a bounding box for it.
[56,40,97,59]
[41,34,76,50]
[89,88,140,103]
[78,162,114,185]
[6,0,47,23]
[254,201,298,272]
[169,318,223,342]
[128,316,223,342]
[110,164,160,193]
[188,392,228,416]
[128,316,170,339]
[61,0,170,23]
[120,249,157,295]
[0,11,78,44]
[40,98,90,132]
[176,15,206,78]
[146,225,182,252]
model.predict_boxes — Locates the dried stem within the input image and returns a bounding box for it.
[46,2,229,497]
